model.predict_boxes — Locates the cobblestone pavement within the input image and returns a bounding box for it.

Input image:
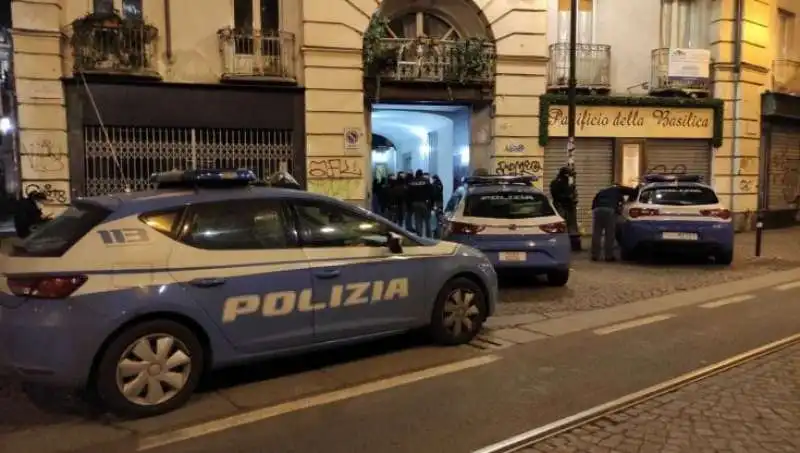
[520,342,800,453]
[496,227,800,317]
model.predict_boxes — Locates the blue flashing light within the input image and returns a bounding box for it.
[151,169,258,189]
[642,173,703,184]
[464,175,538,186]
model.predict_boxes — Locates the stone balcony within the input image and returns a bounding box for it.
[547,42,611,94]
[217,27,296,82]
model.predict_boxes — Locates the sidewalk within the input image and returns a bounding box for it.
[521,342,800,453]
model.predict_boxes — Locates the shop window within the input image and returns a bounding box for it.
[660,0,711,49]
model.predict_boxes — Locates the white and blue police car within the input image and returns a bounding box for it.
[0,169,497,417]
[617,174,734,264]
[440,175,571,286]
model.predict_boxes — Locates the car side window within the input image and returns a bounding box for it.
[294,202,398,248]
[180,200,291,250]
[444,193,462,214]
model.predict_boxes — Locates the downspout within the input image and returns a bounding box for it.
[730,0,744,213]
[163,0,173,62]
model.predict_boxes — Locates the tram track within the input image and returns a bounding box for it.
[473,332,800,453]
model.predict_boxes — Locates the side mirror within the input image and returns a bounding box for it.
[362,233,403,254]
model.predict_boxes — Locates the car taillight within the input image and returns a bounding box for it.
[7,275,88,299]
[449,221,486,235]
[629,208,660,218]
[540,221,567,234]
[701,208,731,220]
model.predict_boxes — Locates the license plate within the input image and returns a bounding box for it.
[499,252,527,261]
[662,232,698,241]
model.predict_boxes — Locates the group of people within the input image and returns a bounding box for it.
[372,170,444,238]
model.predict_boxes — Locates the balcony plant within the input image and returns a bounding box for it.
[362,14,397,77]
[69,10,158,73]
[448,37,493,83]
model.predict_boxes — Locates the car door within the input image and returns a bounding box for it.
[289,200,429,342]
[168,198,314,353]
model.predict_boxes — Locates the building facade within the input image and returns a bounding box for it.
[11,0,305,216]
[761,0,800,228]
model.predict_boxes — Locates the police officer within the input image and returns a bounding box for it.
[408,169,433,237]
[388,173,404,225]
[591,182,637,261]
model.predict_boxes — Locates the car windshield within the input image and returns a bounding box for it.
[12,202,111,257]
[638,186,719,206]
[463,192,555,219]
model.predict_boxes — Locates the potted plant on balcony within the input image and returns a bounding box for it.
[362,14,397,78]
[448,37,493,84]
[69,10,158,74]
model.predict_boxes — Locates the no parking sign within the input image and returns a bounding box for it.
[344,128,361,149]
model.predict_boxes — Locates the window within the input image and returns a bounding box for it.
[140,209,183,238]
[556,0,593,43]
[463,192,556,219]
[233,0,281,54]
[778,9,796,59]
[638,186,719,205]
[660,0,710,49]
[180,200,291,250]
[93,0,113,14]
[13,202,111,257]
[294,202,401,248]
[388,11,460,40]
[122,0,143,18]
[444,193,463,214]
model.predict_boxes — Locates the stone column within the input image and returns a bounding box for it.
[711,0,771,230]
[12,0,70,216]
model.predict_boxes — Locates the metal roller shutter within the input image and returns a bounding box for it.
[644,139,711,181]
[767,126,800,211]
[544,138,614,232]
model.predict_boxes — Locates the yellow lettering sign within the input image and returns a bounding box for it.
[547,105,714,139]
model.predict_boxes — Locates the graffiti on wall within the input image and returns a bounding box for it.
[768,142,800,207]
[494,158,542,177]
[308,158,363,179]
[19,131,71,212]
[307,179,363,200]
[24,181,69,204]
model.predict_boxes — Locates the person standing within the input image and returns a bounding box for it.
[408,169,433,237]
[14,191,50,239]
[550,166,581,251]
[590,183,637,262]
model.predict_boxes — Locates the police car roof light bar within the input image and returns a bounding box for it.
[151,169,258,189]
[642,174,703,184]
[465,175,538,186]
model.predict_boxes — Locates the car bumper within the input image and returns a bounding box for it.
[0,298,106,388]
[620,220,734,252]
[447,233,571,270]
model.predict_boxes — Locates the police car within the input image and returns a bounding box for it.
[440,175,571,286]
[617,174,734,264]
[0,169,497,417]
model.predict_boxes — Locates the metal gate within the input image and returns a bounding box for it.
[644,139,711,181]
[83,126,295,196]
[766,126,800,211]
[544,138,614,232]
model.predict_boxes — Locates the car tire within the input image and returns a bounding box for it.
[546,269,570,287]
[715,249,734,265]
[94,319,205,418]
[428,277,487,346]
[620,246,636,262]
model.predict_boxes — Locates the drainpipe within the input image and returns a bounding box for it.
[164,0,173,62]
[730,0,744,213]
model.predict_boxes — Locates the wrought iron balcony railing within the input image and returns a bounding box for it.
[650,48,712,96]
[547,43,611,92]
[365,37,495,84]
[218,28,296,80]
[772,58,800,93]
[66,13,158,76]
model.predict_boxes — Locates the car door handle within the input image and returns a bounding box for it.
[313,269,341,279]
[188,278,227,288]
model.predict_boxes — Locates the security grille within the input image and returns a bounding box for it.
[544,138,614,233]
[766,127,800,211]
[83,126,294,196]
[644,139,711,181]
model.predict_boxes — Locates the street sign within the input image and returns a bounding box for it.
[344,128,361,149]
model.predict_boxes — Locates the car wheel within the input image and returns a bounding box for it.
[620,246,636,262]
[429,277,487,345]
[715,249,734,265]
[546,269,570,287]
[95,319,204,418]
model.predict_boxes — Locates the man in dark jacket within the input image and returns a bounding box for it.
[550,166,581,250]
[408,169,433,237]
[591,183,637,261]
[14,191,49,239]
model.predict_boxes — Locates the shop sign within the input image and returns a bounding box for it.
[547,105,714,139]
